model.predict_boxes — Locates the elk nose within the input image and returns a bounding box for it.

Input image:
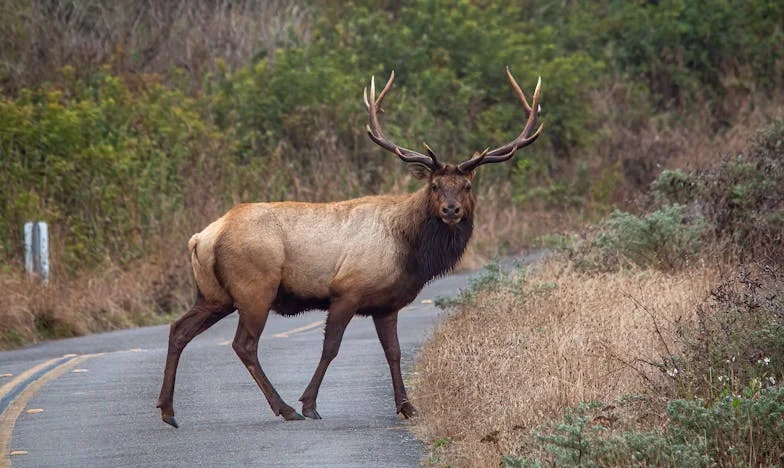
[441,204,461,216]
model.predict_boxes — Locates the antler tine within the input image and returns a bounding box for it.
[423,143,440,166]
[458,71,544,172]
[487,75,541,158]
[376,70,394,111]
[505,66,533,117]
[364,71,440,170]
[457,148,489,173]
[370,76,376,106]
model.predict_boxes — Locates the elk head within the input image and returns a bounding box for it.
[364,67,543,227]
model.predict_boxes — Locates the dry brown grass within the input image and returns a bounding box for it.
[410,259,720,467]
[0,253,192,350]
[0,0,311,93]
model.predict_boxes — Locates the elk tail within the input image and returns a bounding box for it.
[189,233,201,266]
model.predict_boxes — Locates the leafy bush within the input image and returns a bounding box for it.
[0,72,225,270]
[557,117,784,272]
[652,117,784,263]
[650,169,698,206]
[434,260,527,308]
[566,0,784,112]
[507,387,784,467]
[573,205,707,270]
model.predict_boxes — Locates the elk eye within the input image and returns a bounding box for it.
[465,182,472,191]
[431,182,438,191]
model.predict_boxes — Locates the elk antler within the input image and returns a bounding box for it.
[458,67,543,173]
[364,72,442,171]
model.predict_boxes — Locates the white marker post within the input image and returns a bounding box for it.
[24,221,50,285]
[24,222,33,275]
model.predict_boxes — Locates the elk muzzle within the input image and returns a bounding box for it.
[440,203,463,225]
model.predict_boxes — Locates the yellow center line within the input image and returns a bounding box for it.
[0,355,92,468]
[217,319,326,345]
[0,357,68,400]
[271,320,325,338]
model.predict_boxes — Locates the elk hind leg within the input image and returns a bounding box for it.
[157,293,234,428]
[233,300,304,421]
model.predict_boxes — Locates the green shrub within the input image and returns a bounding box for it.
[650,169,698,206]
[0,74,225,270]
[567,0,784,112]
[651,117,784,263]
[559,118,784,273]
[435,260,527,308]
[508,388,784,467]
[573,205,707,270]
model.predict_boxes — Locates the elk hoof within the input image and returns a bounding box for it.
[398,401,417,419]
[302,407,322,419]
[280,407,305,421]
[162,414,179,428]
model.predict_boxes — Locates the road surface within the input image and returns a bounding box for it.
[0,253,544,467]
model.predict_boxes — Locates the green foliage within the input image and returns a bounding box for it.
[556,118,784,273]
[435,260,527,308]
[666,390,784,466]
[566,0,784,111]
[650,169,698,206]
[509,388,784,467]
[214,0,604,167]
[651,118,784,263]
[0,72,224,270]
[574,205,707,270]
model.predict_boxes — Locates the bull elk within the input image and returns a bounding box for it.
[157,67,543,427]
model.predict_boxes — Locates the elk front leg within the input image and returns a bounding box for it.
[373,310,416,418]
[299,299,356,419]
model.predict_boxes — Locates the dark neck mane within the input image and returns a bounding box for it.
[396,189,473,284]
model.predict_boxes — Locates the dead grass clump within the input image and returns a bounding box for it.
[0,254,192,350]
[0,0,311,93]
[410,260,718,467]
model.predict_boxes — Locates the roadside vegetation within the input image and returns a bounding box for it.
[410,118,784,466]
[0,0,782,358]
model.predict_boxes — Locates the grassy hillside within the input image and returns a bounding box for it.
[1,0,782,348]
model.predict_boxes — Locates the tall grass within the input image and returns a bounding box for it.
[412,262,719,466]
[0,0,311,94]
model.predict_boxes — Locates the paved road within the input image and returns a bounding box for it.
[0,259,504,468]
[0,252,544,467]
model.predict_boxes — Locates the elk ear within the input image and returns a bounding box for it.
[407,162,432,180]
